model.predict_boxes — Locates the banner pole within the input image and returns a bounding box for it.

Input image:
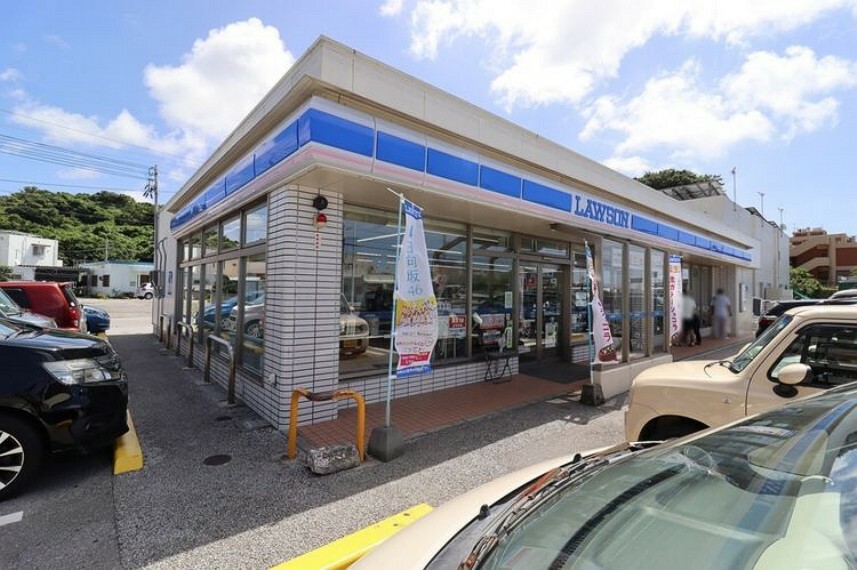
[384,195,404,428]
[586,240,594,384]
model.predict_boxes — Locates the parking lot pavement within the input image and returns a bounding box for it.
[5,298,626,569]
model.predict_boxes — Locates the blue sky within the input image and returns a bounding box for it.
[2,1,856,235]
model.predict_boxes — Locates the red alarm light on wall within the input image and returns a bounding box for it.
[314,212,327,228]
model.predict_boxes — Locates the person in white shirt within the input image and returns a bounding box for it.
[711,288,732,339]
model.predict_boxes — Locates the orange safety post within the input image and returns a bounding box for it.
[287,388,366,462]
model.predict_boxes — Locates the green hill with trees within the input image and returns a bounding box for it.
[0,187,154,265]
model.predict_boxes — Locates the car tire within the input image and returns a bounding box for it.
[0,414,45,501]
[244,320,263,339]
[143,293,153,300]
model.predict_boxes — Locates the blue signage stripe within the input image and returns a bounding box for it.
[203,182,225,209]
[657,224,679,241]
[522,180,571,211]
[377,131,426,171]
[631,215,658,235]
[480,166,521,198]
[678,231,696,246]
[255,121,299,177]
[427,148,479,186]
[167,105,753,264]
[298,109,374,157]
[225,160,255,195]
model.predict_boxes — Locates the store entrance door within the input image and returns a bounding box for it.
[518,263,564,362]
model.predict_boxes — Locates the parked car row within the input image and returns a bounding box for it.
[0,280,124,501]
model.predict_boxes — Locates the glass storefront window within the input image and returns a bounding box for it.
[244,204,267,245]
[218,258,241,340]
[190,265,202,333]
[203,225,218,256]
[652,250,666,352]
[189,233,202,260]
[521,237,569,257]
[473,228,512,254]
[571,246,589,343]
[201,262,217,336]
[181,239,190,263]
[602,240,624,359]
[426,220,467,362]
[341,207,399,375]
[628,244,646,359]
[239,254,265,374]
[222,216,241,251]
[473,255,513,352]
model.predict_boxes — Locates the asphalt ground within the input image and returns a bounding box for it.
[2,298,740,569]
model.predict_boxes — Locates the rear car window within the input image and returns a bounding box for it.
[3,288,30,308]
[61,284,79,307]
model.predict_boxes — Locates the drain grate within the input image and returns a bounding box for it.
[203,454,232,466]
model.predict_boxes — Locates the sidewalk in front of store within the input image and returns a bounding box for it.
[299,334,751,449]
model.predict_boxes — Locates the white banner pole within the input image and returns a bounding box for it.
[384,193,404,428]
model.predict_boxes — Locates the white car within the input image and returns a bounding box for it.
[136,283,155,299]
[225,294,369,356]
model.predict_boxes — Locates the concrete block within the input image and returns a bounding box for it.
[307,443,361,475]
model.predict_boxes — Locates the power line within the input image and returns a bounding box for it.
[0,107,199,164]
[0,133,151,180]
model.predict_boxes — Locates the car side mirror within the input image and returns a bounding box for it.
[773,363,811,398]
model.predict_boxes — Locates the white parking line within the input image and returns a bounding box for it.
[0,511,23,526]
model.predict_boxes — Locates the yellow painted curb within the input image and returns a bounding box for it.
[271,503,433,570]
[113,410,143,474]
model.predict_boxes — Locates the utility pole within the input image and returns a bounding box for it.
[757,191,765,219]
[731,167,737,211]
[144,165,159,290]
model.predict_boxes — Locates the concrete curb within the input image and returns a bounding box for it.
[113,410,144,474]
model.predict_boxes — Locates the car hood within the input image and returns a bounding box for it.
[2,328,112,359]
[7,311,57,328]
[352,454,576,569]
[632,359,736,388]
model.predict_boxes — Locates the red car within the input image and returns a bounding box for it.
[0,281,86,333]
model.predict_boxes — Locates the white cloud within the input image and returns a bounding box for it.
[43,35,69,50]
[57,167,102,180]
[144,18,295,141]
[401,0,857,108]
[380,0,404,16]
[601,155,653,177]
[0,68,22,82]
[585,48,857,163]
[6,18,296,183]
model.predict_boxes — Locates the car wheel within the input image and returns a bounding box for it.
[143,292,153,300]
[244,320,263,339]
[0,414,45,501]
[642,417,707,441]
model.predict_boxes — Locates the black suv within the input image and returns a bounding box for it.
[0,318,128,500]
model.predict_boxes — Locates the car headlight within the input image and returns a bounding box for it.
[43,359,113,385]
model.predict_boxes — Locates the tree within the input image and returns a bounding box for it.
[0,265,11,282]
[790,267,823,298]
[635,169,724,190]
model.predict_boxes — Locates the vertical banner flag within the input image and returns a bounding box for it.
[586,244,617,364]
[394,201,439,378]
[668,255,682,345]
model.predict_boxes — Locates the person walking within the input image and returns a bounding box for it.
[711,288,732,339]
[680,288,697,346]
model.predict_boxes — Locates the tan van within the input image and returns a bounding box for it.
[625,304,857,441]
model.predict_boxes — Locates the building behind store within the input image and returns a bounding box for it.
[153,37,790,430]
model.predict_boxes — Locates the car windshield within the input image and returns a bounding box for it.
[447,387,857,569]
[0,288,22,316]
[0,318,23,339]
[731,314,793,373]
